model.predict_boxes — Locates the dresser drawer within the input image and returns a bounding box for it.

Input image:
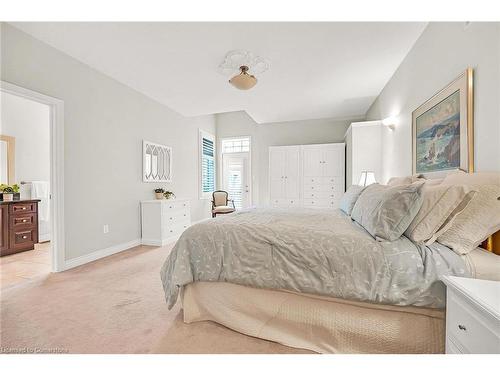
[9,202,37,215]
[9,213,37,229]
[10,228,38,250]
[166,222,190,236]
[447,290,500,353]
[163,200,190,212]
[304,191,342,200]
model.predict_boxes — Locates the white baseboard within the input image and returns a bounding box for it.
[63,238,141,271]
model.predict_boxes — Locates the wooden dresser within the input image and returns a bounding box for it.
[0,200,41,256]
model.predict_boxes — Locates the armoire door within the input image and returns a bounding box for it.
[302,147,322,177]
[269,148,285,202]
[284,147,300,202]
[322,146,343,177]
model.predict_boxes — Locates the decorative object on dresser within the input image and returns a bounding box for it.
[143,140,172,183]
[0,200,41,256]
[442,276,500,354]
[141,199,191,246]
[269,143,345,208]
[153,188,176,200]
[0,184,20,201]
[412,68,474,177]
[211,190,235,218]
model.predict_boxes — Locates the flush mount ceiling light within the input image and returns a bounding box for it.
[218,50,269,90]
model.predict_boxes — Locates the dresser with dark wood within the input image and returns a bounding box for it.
[0,200,41,256]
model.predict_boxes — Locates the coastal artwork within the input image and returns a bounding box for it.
[415,90,461,173]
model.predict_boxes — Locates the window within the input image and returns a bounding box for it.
[221,137,250,153]
[199,130,215,198]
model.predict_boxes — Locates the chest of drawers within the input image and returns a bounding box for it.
[0,200,41,256]
[442,276,500,354]
[141,199,191,246]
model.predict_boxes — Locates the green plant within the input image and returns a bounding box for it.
[0,184,19,193]
[163,191,175,199]
[154,187,165,194]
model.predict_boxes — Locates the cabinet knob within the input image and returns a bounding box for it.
[170,217,172,220]
[458,324,467,331]
[22,235,28,239]
[22,219,28,223]
[22,207,27,210]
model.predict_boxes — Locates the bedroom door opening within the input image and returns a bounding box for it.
[1,81,65,274]
[221,137,252,210]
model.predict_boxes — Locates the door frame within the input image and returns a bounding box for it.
[1,80,65,272]
[219,136,252,208]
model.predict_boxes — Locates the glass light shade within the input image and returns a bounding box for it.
[358,171,376,186]
[229,66,257,90]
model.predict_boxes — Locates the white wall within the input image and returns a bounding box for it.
[345,121,382,187]
[216,111,353,206]
[1,23,216,261]
[1,91,50,189]
[366,22,500,181]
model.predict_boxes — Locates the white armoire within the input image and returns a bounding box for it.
[269,143,345,208]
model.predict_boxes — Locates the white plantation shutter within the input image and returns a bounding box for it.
[199,130,216,198]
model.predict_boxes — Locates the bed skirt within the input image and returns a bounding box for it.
[181,282,445,354]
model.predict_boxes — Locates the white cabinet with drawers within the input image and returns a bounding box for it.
[141,199,191,246]
[442,276,500,354]
[269,143,345,209]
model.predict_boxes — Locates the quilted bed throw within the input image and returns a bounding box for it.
[160,208,467,309]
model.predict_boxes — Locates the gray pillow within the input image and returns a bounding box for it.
[351,181,425,241]
[339,185,366,215]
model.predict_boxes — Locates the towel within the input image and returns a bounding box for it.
[31,181,50,222]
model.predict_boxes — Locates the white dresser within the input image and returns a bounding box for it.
[442,276,500,354]
[269,143,345,208]
[141,199,191,246]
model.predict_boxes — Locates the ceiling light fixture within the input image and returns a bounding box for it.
[229,65,257,90]
[218,50,269,91]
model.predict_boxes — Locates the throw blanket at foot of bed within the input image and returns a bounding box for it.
[160,208,468,309]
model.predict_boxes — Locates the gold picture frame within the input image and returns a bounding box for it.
[412,68,474,178]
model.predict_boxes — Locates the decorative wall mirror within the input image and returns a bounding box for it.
[0,135,15,184]
[143,140,172,182]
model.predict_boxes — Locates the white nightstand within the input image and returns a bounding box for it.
[441,276,500,354]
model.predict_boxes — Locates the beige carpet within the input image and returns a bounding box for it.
[0,244,311,354]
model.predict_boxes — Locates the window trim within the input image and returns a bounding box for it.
[199,129,216,199]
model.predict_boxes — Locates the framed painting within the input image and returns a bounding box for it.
[412,68,474,178]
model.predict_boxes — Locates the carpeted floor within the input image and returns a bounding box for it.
[0,244,311,354]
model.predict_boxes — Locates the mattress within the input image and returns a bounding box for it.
[182,282,445,354]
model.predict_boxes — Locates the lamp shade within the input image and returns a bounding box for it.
[358,171,376,186]
[229,66,257,90]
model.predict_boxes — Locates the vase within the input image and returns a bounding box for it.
[3,193,13,201]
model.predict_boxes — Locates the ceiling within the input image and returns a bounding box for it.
[11,22,427,124]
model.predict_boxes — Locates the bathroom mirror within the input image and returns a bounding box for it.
[143,140,172,182]
[0,135,15,184]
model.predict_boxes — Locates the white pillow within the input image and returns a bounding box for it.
[404,184,475,244]
[463,248,500,281]
[437,184,500,255]
[387,174,424,187]
[339,185,366,215]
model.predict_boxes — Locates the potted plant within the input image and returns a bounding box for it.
[154,187,165,200]
[163,191,175,200]
[0,184,20,201]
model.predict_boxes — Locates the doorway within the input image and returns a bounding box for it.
[0,81,64,280]
[221,137,252,210]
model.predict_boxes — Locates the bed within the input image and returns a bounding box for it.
[160,175,500,354]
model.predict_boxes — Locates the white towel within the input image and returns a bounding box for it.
[31,181,50,222]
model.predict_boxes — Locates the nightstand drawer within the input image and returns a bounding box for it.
[447,291,500,353]
[10,213,37,229]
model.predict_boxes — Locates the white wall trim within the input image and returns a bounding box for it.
[1,80,65,272]
[65,217,212,271]
[63,239,141,271]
